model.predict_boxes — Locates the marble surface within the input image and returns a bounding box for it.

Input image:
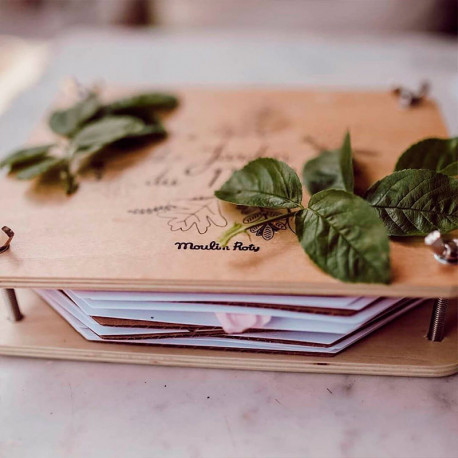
[0,29,457,458]
[0,357,457,458]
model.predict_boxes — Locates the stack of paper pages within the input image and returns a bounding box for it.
[36,290,426,355]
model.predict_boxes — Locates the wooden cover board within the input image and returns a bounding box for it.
[0,88,456,298]
[0,290,456,377]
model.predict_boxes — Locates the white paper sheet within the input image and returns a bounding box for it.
[38,290,345,344]
[62,290,406,334]
[40,290,424,354]
[36,290,194,337]
[68,290,377,310]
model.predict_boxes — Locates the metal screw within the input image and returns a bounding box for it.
[0,226,14,254]
[2,289,23,322]
[0,227,22,322]
[392,81,430,108]
[425,230,458,265]
[427,298,449,342]
[424,231,457,341]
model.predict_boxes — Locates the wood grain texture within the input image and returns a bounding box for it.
[0,88,455,297]
[1,290,456,377]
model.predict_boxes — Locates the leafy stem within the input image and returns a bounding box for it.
[0,88,179,194]
[63,144,78,194]
[219,209,301,247]
[214,132,457,284]
[62,163,78,195]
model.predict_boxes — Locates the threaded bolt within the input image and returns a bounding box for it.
[427,298,449,342]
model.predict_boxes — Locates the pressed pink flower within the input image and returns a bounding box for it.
[215,312,271,333]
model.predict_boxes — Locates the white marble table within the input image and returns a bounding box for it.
[1,357,457,458]
[0,29,457,458]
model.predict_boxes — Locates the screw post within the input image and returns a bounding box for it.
[424,232,457,341]
[2,289,23,322]
[427,298,449,342]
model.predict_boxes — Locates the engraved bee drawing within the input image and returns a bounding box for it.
[237,206,294,241]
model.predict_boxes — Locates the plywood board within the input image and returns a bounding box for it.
[0,88,456,298]
[0,290,456,377]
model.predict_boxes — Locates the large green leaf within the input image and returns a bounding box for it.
[49,92,101,137]
[302,132,354,195]
[215,158,303,208]
[71,115,146,152]
[365,169,458,236]
[15,157,65,180]
[296,189,390,284]
[103,92,179,114]
[0,145,54,169]
[395,137,458,176]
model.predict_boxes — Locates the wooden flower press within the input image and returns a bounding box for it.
[0,88,456,376]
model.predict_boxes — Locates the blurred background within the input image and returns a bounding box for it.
[0,0,457,126]
[0,0,457,36]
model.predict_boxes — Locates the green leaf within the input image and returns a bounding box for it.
[395,137,458,176]
[296,190,390,284]
[73,143,106,156]
[103,92,179,114]
[339,132,354,192]
[0,145,54,169]
[49,92,101,137]
[215,158,303,208]
[123,120,167,139]
[71,115,146,152]
[302,131,354,195]
[15,157,65,180]
[440,162,458,176]
[365,169,458,236]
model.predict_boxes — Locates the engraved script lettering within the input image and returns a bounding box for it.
[174,241,260,252]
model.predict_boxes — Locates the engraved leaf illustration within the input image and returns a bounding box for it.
[158,198,227,234]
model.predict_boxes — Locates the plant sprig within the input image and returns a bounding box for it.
[215,133,458,284]
[0,89,179,194]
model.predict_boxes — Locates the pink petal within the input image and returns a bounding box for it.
[215,312,272,333]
